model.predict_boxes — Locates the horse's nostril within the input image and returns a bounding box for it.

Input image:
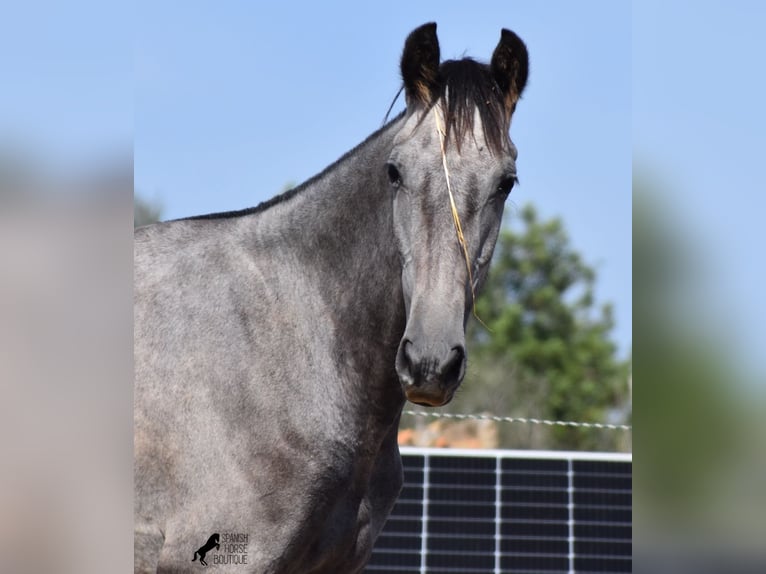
[395,339,416,385]
[440,346,466,384]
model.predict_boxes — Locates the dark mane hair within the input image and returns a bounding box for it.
[430,58,510,156]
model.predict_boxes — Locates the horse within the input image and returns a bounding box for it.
[134,22,528,573]
[192,533,220,566]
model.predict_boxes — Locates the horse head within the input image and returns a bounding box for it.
[390,23,528,407]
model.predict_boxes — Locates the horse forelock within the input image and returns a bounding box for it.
[401,58,511,157]
[439,59,511,156]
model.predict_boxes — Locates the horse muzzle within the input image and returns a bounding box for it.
[395,339,466,407]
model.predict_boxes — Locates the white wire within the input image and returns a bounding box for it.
[402,410,632,431]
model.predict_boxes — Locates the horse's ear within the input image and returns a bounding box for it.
[401,22,441,107]
[491,29,529,114]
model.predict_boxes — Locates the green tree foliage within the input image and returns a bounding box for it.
[414,204,631,451]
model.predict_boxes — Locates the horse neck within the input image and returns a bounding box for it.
[289,118,403,289]
[247,117,407,415]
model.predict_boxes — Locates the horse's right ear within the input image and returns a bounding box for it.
[491,29,529,114]
[401,22,441,108]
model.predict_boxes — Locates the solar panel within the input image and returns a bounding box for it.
[366,447,631,574]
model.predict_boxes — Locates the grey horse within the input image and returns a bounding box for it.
[135,22,528,573]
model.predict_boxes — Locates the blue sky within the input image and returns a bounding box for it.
[0,1,133,170]
[134,1,632,358]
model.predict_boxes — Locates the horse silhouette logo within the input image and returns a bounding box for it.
[192,533,220,566]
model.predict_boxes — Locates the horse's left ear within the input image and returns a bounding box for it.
[491,29,529,114]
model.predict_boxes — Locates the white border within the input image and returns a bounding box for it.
[398,446,632,462]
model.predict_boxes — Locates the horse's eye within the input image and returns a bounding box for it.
[496,175,517,198]
[387,163,402,188]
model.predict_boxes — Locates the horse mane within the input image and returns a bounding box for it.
[179,58,509,222]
